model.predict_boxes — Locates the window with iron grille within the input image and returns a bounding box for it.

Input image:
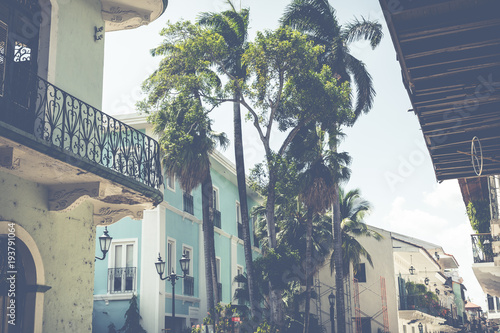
[109,241,137,293]
[183,192,194,215]
[184,276,194,296]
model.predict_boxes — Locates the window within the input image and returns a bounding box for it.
[236,202,243,239]
[166,172,175,191]
[236,266,243,288]
[216,257,222,301]
[488,294,495,311]
[212,187,219,210]
[183,192,194,215]
[236,201,241,224]
[182,246,194,296]
[213,187,221,228]
[167,239,176,275]
[360,317,371,333]
[182,246,193,276]
[109,241,137,293]
[354,263,366,283]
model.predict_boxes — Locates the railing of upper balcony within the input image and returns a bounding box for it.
[471,233,494,263]
[108,267,136,293]
[489,176,500,221]
[0,73,163,189]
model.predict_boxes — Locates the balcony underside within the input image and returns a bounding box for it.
[398,310,460,332]
[0,122,161,225]
[102,0,168,31]
[472,263,500,298]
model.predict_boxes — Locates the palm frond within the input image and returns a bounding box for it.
[341,17,383,49]
[345,53,375,118]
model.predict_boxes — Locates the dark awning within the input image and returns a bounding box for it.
[379,0,500,181]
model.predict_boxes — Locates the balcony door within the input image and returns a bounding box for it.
[0,0,41,132]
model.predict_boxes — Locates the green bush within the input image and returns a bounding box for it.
[467,200,491,233]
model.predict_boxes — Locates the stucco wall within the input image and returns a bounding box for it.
[0,170,96,332]
[49,0,105,108]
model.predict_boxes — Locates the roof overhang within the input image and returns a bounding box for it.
[379,0,500,181]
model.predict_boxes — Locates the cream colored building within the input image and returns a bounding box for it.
[0,0,166,331]
[313,226,468,333]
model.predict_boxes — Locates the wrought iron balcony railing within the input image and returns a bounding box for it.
[471,233,494,263]
[183,192,194,215]
[184,276,194,296]
[214,210,221,228]
[108,267,136,293]
[0,73,163,190]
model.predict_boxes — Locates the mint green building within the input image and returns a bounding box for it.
[93,114,261,333]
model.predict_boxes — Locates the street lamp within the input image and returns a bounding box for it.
[328,292,335,333]
[155,252,190,333]
[418,322,423,333]
[95,226,112,261]
[409,255,416,275]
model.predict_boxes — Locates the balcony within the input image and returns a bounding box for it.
[214,210,221,228]
[184,276,194,296]
[471,233,494,263]
[0,73,163,223]
[183,193,194,215]
[108,267,136,293]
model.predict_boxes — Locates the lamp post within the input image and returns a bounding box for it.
[155,252,190,333]
[95,226,112,261]
[328,292,335,333]
[418,322,423,333]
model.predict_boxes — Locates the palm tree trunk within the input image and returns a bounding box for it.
[202,173,216,318]
[303,211,313,333]
[265,165,284,325]
[333,182,346,332]
[233,94,258,319]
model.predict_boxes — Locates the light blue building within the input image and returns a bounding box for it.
[93,114,261,333]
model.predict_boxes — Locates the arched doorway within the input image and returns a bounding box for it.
[0,222,46,333]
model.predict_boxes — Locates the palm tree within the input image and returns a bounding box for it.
[330,188,382,276]
[149,99,228,319]
[197,2,259,318]
[281,2,383,330]
[283,124,349,333]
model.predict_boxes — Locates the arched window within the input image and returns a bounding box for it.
[0,0,42,131]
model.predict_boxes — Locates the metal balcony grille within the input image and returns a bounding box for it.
[108,267,136,293]
[0,73,163,190]
[471,233,494,263]
[214,210,221,228]
[184,276,194,296]
[183,192,194,215]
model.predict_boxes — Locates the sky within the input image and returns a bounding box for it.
[101,0,482,307]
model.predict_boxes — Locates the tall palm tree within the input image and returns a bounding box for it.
[281,2,382,331]
[287,124,349,333]
[149,99,228,320]
[197,2,259,318]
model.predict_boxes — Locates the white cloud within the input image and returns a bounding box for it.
[423,180,463,210]
[383,197,449,244]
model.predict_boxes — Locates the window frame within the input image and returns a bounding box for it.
[167,237,176,275]
[107,238,138,294]
[182,244,193,277]
[212,186,220,211]
[166,171,175,192]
